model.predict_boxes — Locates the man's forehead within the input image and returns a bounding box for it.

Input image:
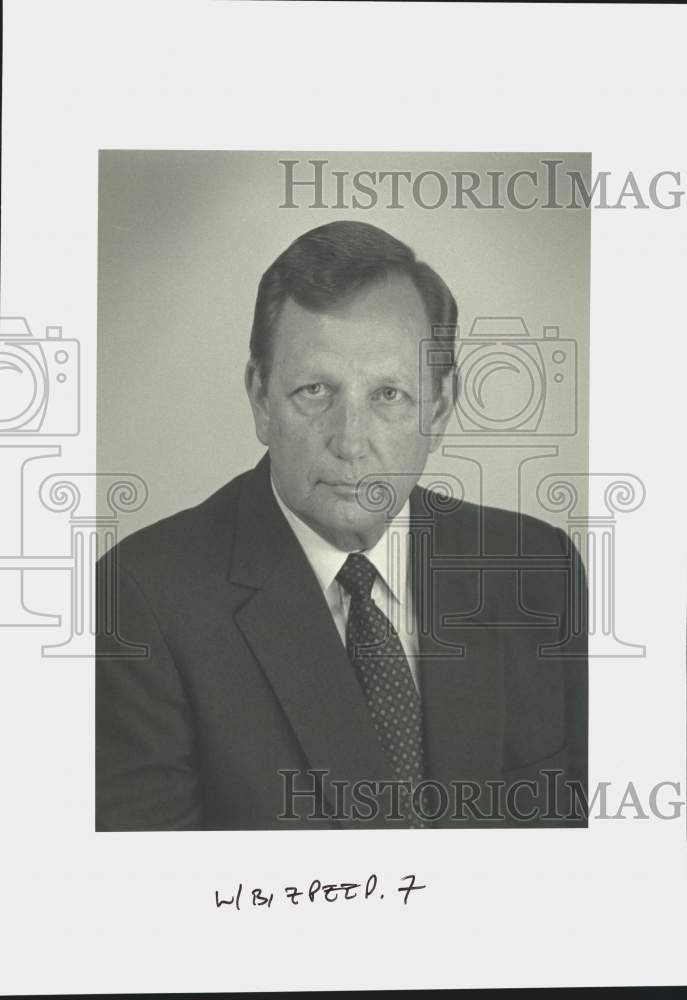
[276,274,430,337]
[283,347,418,381]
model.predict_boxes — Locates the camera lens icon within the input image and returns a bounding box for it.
[0,346,44,428]
[459,345,544,431]
[0,317,80,435]
[454,317,577,436]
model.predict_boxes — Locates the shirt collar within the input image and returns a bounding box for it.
[270,475,410,605]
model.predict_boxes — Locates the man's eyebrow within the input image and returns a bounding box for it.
[283,356,417,382]
[372,372,413,384]
[287,370,415,386]
[364,367,418,388]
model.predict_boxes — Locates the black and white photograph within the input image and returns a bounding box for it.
[95,152,591,832]
[0,1,685,995]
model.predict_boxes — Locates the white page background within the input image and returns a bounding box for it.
[1,1,686,993]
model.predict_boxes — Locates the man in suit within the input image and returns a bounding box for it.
[96,221,587,831]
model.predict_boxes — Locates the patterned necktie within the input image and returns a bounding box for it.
[336,552,426,828]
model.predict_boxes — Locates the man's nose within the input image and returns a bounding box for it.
[328,396,369,462]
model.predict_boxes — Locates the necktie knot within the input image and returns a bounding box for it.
[336,552,377,602]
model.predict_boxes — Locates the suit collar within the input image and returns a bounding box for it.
[229,452,396,826]
[270,473,411,608]
[229,450,291,590]
[231,452,416,601]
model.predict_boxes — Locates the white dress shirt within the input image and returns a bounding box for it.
[270,477,420,692]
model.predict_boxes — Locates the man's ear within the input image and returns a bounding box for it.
[427,369,455,454]
[244,360,270,447]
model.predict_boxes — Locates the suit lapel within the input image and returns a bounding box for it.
[229,453,394,827]
[410,488,505,800]
[229,455,505,827]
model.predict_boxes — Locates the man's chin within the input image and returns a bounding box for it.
[309,497,389,551]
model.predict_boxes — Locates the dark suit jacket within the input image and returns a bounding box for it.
[96,451,588,831]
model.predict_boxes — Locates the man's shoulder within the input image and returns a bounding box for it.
[101,465,252,583]
[418,486,567,555]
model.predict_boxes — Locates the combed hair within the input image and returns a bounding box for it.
[249,221,457,395]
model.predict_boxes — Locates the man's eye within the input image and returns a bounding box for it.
[298,383,330,398]
[377,386,403,402]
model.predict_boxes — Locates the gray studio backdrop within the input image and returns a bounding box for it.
[97,151,589,542]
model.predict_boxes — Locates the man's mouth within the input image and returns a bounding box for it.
[321,480,360,497]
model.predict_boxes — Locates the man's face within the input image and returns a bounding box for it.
[246,274,453,550]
